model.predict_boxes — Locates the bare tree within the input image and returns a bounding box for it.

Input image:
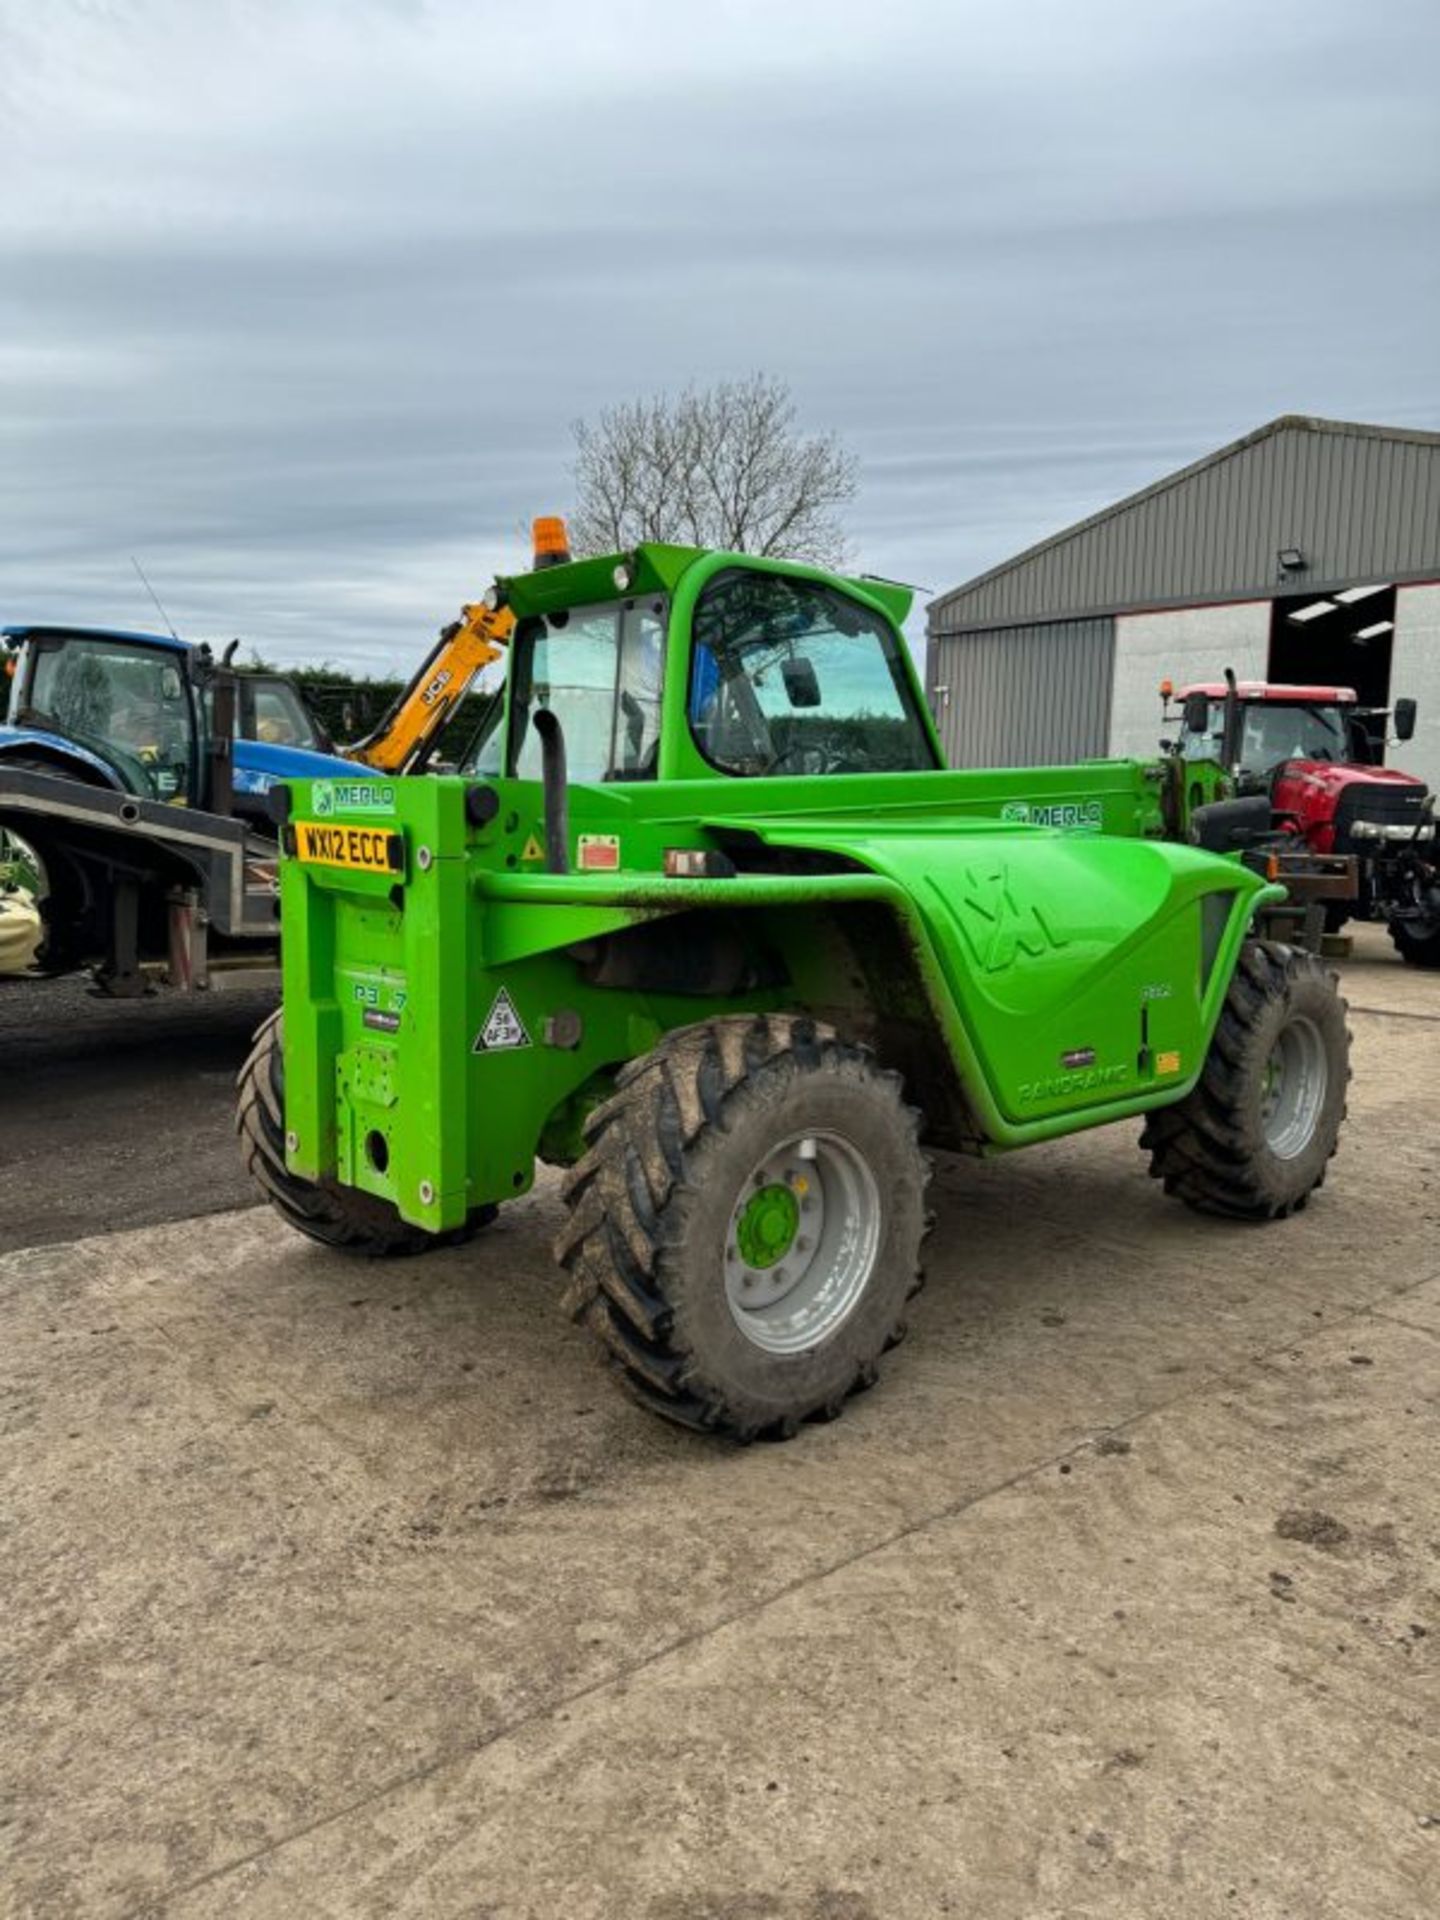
[569,375,857,568]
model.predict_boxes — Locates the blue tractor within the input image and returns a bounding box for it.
[0,624,360,993]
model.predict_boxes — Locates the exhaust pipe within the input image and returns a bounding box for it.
[531,709,569,874]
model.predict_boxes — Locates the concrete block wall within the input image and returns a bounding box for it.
[1108,601,1270,759]
[1391,584,1440,792]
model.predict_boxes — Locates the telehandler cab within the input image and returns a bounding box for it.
[240,524,1350,1439]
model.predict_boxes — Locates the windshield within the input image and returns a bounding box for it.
[506,598,665,784]
[25,636,196,801]
[688,570,935,776]
[1182,699,1348,772]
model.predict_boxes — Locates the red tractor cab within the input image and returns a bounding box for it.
[1170,678,1438,966]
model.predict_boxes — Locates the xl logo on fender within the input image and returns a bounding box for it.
[953,862,1069,973]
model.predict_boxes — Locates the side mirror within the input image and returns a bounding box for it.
[1181,691,1210,735]
[781,657,822,708]
[1394,696,1417,742]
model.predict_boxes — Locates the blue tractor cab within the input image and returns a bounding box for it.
[0,624,358,990]
[1,623,353,815]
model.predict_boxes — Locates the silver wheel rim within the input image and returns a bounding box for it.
[1259,1015,1328,1159]
[723,1130,881,1354]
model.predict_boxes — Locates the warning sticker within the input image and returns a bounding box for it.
[578,833,620,872]
[521,833,544,863]
[1156,1049,1182,1075]
[474,987,531,1053]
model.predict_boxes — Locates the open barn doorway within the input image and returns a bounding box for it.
[1268,585,1396,759]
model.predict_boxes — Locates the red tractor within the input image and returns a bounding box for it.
[1168,678,1438,966]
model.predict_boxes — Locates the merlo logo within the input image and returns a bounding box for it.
[955,862,1069,973]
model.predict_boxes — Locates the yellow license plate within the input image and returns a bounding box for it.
[293,820,403,874]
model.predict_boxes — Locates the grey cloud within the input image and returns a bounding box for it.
[1,0,1437,673]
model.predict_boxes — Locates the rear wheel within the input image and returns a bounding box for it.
[1141,942,1349,1220]
[557,1014,930,1439]
[237,1009,492,1256]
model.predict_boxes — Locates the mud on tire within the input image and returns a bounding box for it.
[237,1009,491,1256]
[557,1013,931,1440]
[1141,941,1349,1220]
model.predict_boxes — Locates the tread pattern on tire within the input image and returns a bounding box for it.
[1140,940,1349,1221]
[556,1012,929,1439]
[236,1008,487,1257]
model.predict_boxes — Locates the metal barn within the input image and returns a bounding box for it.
[926,415,1440,789]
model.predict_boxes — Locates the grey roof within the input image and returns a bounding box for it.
[930,415,1440,635]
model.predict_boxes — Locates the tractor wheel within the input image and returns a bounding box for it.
[1,762,90,972]
[1141,942,1349,1221]
[236,1009,492,1257]
[1388,913,1440,968]
[557,1014,930,1440]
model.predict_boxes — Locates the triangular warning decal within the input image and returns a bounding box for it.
[474,987,531,1052]
[521,834,544,863]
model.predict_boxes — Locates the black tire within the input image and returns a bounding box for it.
[1388,915,1440,968]
[557,1013,930,1440]
[0,761,90,973]
[236,1009,492,1256]
[1141,941,1349,1220]
[1322,900,1350,935]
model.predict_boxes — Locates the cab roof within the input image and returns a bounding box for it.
[1180,680,1357,705]
[3,622,189,654]
[494,543,915,630]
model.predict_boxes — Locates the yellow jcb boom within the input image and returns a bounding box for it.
[346,515,571,774]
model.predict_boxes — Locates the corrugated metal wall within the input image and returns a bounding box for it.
[931,419,1440,635]
[928,617,1115,767]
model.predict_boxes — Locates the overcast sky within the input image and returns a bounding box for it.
[2,0,1437,674]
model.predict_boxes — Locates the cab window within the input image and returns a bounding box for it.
[202,679,322,751]
[245,681,318,749]
[1240,702,1347,768]
[28,637,197,802]
[507,599,665,784]
[687,570,935,776]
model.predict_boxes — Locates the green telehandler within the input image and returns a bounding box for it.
[238,528,1349,1439]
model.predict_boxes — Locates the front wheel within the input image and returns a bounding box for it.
[1389,912,1440,969]
[1141,942,1349,1220]
[236,1009,492,1256]
[557,1014,930,1439]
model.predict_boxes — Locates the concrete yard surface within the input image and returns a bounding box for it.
[1,928,1438,1917]
[0,975,277,1253]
